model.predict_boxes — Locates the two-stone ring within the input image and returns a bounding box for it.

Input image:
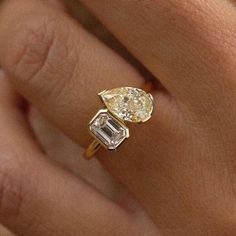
[85,83,155,159]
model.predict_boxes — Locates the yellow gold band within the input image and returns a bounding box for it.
[85,140,101,159]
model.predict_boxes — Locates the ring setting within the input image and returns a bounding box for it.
[85,86,154,159]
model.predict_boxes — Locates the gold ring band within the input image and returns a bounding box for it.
[85,140,101,159]
[84,81,155,159]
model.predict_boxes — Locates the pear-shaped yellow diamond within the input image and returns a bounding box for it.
[99,87,154,123]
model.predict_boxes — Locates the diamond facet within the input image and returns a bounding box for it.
[89,109,129,150]
[99,87,153,123]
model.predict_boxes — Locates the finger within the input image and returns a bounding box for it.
[80,0,236,110]
[0,72,137,235]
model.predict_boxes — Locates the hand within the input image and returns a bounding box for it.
[0,0,236,235]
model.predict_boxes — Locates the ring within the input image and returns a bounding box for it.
[84,82,155,159]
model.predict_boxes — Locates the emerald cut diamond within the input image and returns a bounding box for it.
[89,109,129,150]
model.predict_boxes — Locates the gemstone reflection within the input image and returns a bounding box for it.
[89,109,129,150]
[99,87,153,123]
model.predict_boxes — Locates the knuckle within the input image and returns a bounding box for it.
[0,155,45,233]
[8,16,55,82]
[0,157,25,219]
[6,15,75,98]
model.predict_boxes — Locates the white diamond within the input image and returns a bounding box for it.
[89,109,129,150]
[99,87,154,123]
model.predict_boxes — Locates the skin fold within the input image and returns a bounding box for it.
[0,0,236,235]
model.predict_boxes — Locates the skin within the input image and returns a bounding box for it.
[0,0,236,235]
